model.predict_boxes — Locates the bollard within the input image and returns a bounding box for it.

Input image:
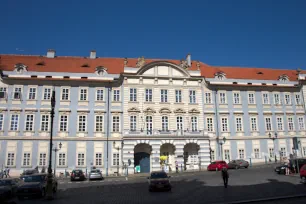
[249,158,252,167]
[181,164,183,172]
[265,156,267,164]
[65,169,67,178]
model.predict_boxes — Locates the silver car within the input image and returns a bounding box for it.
[89,169,103,180]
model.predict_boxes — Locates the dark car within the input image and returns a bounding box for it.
[0,178,21,201]
[147,171,171,192]
[275,163,288,175]
[228,160,249,169]
[275,159,306,175]
[71,169,86,181]
[17,174,57,200]
[21,169,39,176]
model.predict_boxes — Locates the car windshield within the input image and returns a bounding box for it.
[0,180,12,186]
[211,162,216,164]
[21,175,45,182]
[151,172,168,179]
[73,170,82,174]
[91,170,100,173]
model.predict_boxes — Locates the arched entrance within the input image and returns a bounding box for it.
[160,143,176,172]
[183,143,200,171]
[134,143,152,173]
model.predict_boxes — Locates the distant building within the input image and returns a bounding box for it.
[0,50,305,176]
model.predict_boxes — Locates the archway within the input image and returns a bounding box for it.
[160,143,176,172]
[134,143,152,173]
[183,143,200,171]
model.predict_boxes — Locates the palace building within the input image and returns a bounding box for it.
[0,50,306,176]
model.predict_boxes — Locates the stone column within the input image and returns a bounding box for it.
[174,141,185,171]
[151,142,161,172]
[198,140,210,170]
[122,141,135,175]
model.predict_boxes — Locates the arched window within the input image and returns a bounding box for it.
[162,116,168,131]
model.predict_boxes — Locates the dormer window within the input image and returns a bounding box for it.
[14,63,27,74]
[279,74,289,82]
[95,66,107,76]
[214,72,226,80]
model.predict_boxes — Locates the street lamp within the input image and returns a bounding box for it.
[46,88,56,199]
[113,141,124,176]
[52,142,62,176]
[219,137,226,160]
[269,132,278,163]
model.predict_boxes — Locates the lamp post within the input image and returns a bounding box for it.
[52,142,62,177]
[219,137,226,161]
[269,132,278,163]
[113,141,124,176]
[46,88,55,199]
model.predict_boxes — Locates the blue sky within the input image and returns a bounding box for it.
[1,0,306,69]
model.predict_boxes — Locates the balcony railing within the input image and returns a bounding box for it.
[123,129,206,137]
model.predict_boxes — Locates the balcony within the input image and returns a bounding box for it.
[123,129,207,138]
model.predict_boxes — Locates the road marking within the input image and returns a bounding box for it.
[99,180,104,182]
[76,182,80,183]
[68,182,72,184]
[93,181,97,183]
[115,180,119,181]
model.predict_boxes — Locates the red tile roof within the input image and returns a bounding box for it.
[0,54,300,81]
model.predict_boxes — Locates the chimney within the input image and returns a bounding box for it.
[46,49,56,58]
[90,50,96,59]
[186,54,191,67]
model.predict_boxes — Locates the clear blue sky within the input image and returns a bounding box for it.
[1,0,306,69]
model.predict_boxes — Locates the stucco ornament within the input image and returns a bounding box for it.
[14,63,28,74]
[196,61,201,70]
[124,58,128,66]
[136,56,146,68]
[180,59,189,69]
[278,74,289,82]
[95,66,107,76]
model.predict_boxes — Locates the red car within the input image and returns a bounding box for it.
[300,164,306,182]
[207,161,229,171]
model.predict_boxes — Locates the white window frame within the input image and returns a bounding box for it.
[287,117,294,131]
[276,117,283,131]
[298,117,305,130]
[146,116,153,135]
[235,117,243,132]
[130,115,137,131]
[211,150,215,161]
[22,152,31,167]
[95,153,103,166]
[191,116,198,132]
[58,152,67,167]
[28,87,37,100]
[262,92,270,104]
[40,114,50,131]
[265,117,272,131]
[7,153,15,167]
[25,114,35,131]
[269,148,274,158]
[224,149,230,160]
[77,153,85,167]
[284,93,291,105]
[176,116,183,130]
[250,117,258,132]
[233,92,241,104]
[96,88,104,101]
[61,87,70,101]
[303,147,306,157]
[295,93,301,105]
[112,116,120,132]
[59,115,69,132]
[160,89,168,103]
[162,116,169,131]
[274,93,281,105]
[112,153,119,166]
[248,92,255,104]
[239,149,245,159]
[189,90,196,104]
[13,86,22,100]
[221,117,229,132]
[0,113,4,131]
[79,88,88,101]
[43,87,51,100]
[254,148,260,159]
[0,87,8,100]
[219,92,227,104]
[206,117,214,132]
[95,115,103,132]
[38,152,47,167]
[205,92,212,104]
[175,90,182,103]
[280,147,286,157]
[130,88,137,102]
[78,115,87,132]
[145,89,152,102]
[113,89,120,102]
[10,114,19,131]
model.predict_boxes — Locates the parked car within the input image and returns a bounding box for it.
[207,161,229,171]
[17,173,57,200]
[228,160,249,169]
[21,169,39,176]
[0,178,21,201]
[89,169,103,180]
[300,164,306,183]
[147,171,171,192]
[275,163,288,175]
[71,169,86,181]
[275,159,306,175]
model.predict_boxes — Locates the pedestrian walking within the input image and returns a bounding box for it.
[7,167,10,178]
[175,161,179,173]
[285,162,290,175]
[3,167,7,178]
[221,167,229,188]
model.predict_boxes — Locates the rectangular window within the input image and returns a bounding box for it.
[269,148,274,158]
[295,94,301,105]
[235,117,243,132]
[288,117,294,131]
[23,153,31,166]
[298,117,305,130]
[28,87,36,100]
[7,153,15,166]
[78,115,87,132]
[79,88,88,101]
[77,153,85,166]
[219,92,226,104]
[95,153,102,166]
[96,89,104,101]
[175,90,182,103]
[239,149,245,159]
[160,89,168,102]
[251,117,257,131]
[162,116,168,131]
[13,87,22,100]
[146,116,153,135]
[263,93,269,104]
[189,90,196,103]
[58,153,66,166]
[233,92,240,104]
[265,117,272,131]
[0,87,7,99]
[130,116,137,131]
[206,118,214,132]
[60,115,68,132]
[10,114,19,131]
[205,92,212,104]
[248,93,255,104]
[113,153,119,166]
[95,115,103,132]
[113,90,120,101]
[303,147,306,157]
[41,115,50,131]
[253,149,260,159]
[280,147,286,157]
[39,153,47,166]
[224,150,230,160]
[25,114,34,131]
[211,150,215,161]
[61,88,69,100]
[145,89,152,102]
[284,94,291,105]
[274,93,280,104]
[0,114,3,131]
[221,118,228,132]
[177,116,183,130]
[112,116,120,132]
[130,88,137,102]
[277,117,283,131]
[191,117,198,132]
[43,88,51,100]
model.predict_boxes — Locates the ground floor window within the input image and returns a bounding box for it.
[224,149,230,160]
[211,150,215,161]
[269,148,274,158]
[280,147,286,157]
[239,149,245,159]
[77,153,85,166]
[23,153,31,166]
[95,153,102,166]
[39,153,47,166]
[303,147,306,157]
[113,153,119,166]
[7,153,15,166]
[58,153,66,166]
[254,149,260,159]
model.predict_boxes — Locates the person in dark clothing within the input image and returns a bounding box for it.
[221,167,229,188]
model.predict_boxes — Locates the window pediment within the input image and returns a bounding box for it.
[188,108,200,114]
[174,108,186,114]
[127,107,140,113]
[144,108,156,113]
[159,108,171,114]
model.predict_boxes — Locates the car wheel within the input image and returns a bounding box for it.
[245,166,248,169]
